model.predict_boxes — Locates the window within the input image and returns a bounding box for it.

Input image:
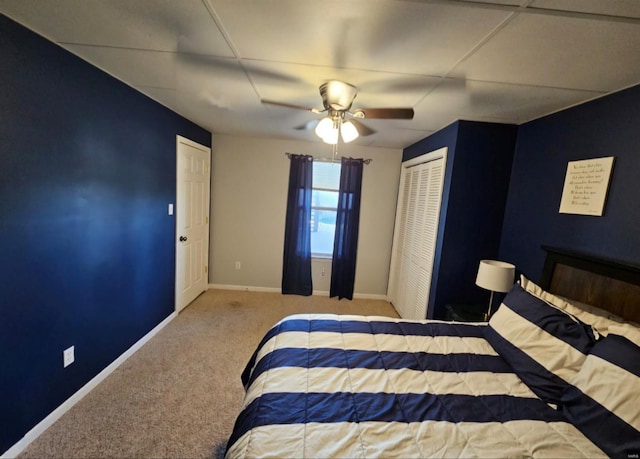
[311,161,341,257]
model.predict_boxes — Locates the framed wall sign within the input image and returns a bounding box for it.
[559,156,615,216]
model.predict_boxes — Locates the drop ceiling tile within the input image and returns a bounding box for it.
[410,108,462,133]
[64,45,177,89]
[418,79,603,123]
[483,86,605,122]
[4,0,638,150]
[175,66,262,121]
[211,0,512,76]
[531,0,640,19]
[0,0,234,55]
[135,86,179,112]
[453,13,640,92]
[383,130,435,148]
[172,88,260,133]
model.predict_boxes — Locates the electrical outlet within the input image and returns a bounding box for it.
[63,346,75,368]
[235,261,241,270]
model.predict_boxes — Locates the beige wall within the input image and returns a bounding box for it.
[209,134,402,297]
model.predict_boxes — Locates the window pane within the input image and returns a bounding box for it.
[313,162,340,190]
[311,210,336,255]
[312,189,339,208]
[311,162,340,257]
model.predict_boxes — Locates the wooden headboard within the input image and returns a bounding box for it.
[540,245,640,323]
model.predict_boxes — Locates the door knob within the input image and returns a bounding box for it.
[179,236,188,242]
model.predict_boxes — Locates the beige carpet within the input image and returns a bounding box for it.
[18,289,398,458]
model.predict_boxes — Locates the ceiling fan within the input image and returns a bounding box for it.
[261,80,414,144]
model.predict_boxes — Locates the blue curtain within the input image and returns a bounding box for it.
[330,157,364,300]
[282,154,313,295]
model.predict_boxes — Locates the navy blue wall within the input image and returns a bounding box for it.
[499,84,640,281]
[0,15,210,453]
[403,121,517,319]
[434,121,517,318]
[403,121,460,163]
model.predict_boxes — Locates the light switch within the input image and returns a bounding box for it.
[168,204,174,215]
[63,346,75,367]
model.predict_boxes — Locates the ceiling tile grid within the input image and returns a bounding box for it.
[1,0,639,149]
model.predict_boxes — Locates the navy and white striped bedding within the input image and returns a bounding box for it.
[561,333,640,458]
[484,284,598,405]
[487,282,640,458]
[225,314,605,458]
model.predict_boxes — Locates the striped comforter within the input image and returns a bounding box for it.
[225,314,605,458]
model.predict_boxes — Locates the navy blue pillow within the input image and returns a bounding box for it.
[484,284,597,405]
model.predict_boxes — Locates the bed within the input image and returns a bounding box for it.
[225,247,640,458]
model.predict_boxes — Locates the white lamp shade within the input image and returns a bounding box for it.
[315,117,334,138]
[340,120,359,143]
[315,117,339,144]
[321,127,339,144]
[475,260,515,293]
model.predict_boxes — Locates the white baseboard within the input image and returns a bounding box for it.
[208,284,387,301]
[1,311,178,459]
[353,292,388,301]
[208,283,281,293]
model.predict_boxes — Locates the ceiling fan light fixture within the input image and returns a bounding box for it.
[340,120,359,143]
[315,117,334,139]
[264,80,412,144]
[321,126,339,145]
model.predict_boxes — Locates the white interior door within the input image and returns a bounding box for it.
[176,136,210,312]
[388,148,446,319]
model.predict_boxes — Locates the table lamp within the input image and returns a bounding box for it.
[475,260,515,320]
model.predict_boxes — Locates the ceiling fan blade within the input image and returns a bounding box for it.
[176,53,299,83]
[349,119,376,136]
[354,108,414,120]
[261,99,324,114]
[294,120,319,131]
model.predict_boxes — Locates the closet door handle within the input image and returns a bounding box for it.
[179,236,188,242]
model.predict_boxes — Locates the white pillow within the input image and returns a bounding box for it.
[519,275,631,337]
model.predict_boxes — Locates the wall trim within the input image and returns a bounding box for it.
[209,283,281,293]
[1,311,178,459]
[208,284,387,301]
[353,293,388,301]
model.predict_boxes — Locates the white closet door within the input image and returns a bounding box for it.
[388,149,446,320]
[388,167,412,317]
[413,161,444,319]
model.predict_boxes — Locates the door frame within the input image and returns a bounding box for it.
[175,135,211,312]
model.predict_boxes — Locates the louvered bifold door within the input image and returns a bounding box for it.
[388,155,445,320]
[412,160,444,319]
[388,167,412,317]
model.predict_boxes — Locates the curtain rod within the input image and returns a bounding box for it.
[285,152,372,164]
